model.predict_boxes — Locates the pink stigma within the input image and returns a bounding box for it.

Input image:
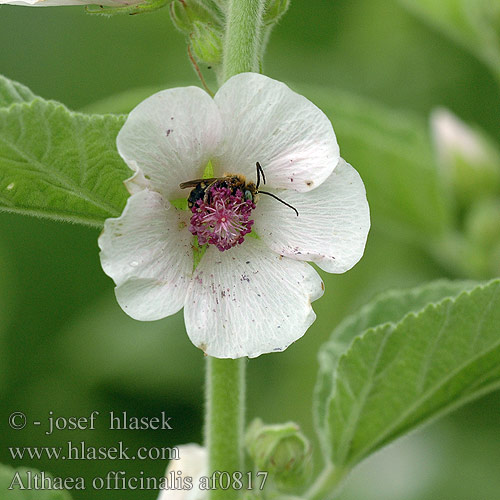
[189,183,256,252]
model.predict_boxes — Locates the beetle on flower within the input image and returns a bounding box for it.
[98,73,370,359]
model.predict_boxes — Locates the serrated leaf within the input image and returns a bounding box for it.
[300,85,451,241]
[322,279,500,470]
[0,75,37,108]
[0,464,73,499]
[314,280,476,459]
[0,99,130,226]
[398,0,500,79]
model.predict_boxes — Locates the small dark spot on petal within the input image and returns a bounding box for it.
[166,129,173,137]
[306,180,313,187]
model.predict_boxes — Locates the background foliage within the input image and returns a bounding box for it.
[0,1,499,499]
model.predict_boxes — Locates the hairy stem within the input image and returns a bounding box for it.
[221,0,266,82]
[206,358,246,499]
[305,463,348,500]
[205,1,266,498]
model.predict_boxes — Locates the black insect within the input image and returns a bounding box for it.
[179,162,299,216]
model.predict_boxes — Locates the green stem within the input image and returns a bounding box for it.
[205,2,265,499]
[206,358,246,499]
[221,0,266,81]
[305,463,348,500]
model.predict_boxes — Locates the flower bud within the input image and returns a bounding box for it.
[0,0,143,5]
[431,108,500,206]
[169,0,193,32]
[463,198,500,277]
[263,0,290,25]
[190,21,223,65]
[246,419,313,491]
[169,0,222,34]
[157,443,207,500]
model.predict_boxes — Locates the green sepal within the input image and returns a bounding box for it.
[263,0,290,25]
[86,0,170,16]
[190,21,224,65]
[171,197,189,211]
[246,418,313,492]
[192,235,207,271]
[169,0,223,33]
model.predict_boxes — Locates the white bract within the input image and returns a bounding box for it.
[99,72,370,359]
[0,0,141,6]
[157,444,207,500]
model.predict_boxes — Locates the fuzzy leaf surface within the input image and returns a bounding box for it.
[316,279,500,468]
[0,75,37,108]
[0,99,129,226]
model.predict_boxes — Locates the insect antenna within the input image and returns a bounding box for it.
[258,190,299,217]
[256,161,266,189]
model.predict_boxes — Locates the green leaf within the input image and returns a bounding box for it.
[0,464,73,499]
[398,0,500,79]
[0,99,130,227]
[316,279,500,470]
[0,75,37,108]
[300,85,451,242]
[314,280,476,459]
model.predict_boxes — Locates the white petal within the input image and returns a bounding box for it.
[158,444,207,500]
[184,238,324,359]
[213,73,339,192]
[117,87,223,200]
[431,108,494,167]
[254,158,370,273]
[99,190,193,321]
[0,0,139,5]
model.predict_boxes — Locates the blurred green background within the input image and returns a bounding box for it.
[0,1,499,499]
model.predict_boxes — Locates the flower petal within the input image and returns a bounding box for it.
[117,87,223,199]
[99,189,193,320]
[184,238,324,358]
[0,0,138,5]
[213,73,339,192]
[157,444,207,500]
[254,158,370,273]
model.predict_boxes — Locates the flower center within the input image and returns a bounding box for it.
[188,180,256,252]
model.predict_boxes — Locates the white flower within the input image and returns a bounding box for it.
[157,444,207,500]
[431,108,493,168]
[99,72,370,359]
[0,0,141,6]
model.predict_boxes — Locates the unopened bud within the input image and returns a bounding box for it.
[158,443,207,500]
[246,419,313,491]
[461,198,500,277]
[190,21,223,65]
[431,108,500,206]
[169,0,221,34]
[263,0,290,25]
[169,0,193,32]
